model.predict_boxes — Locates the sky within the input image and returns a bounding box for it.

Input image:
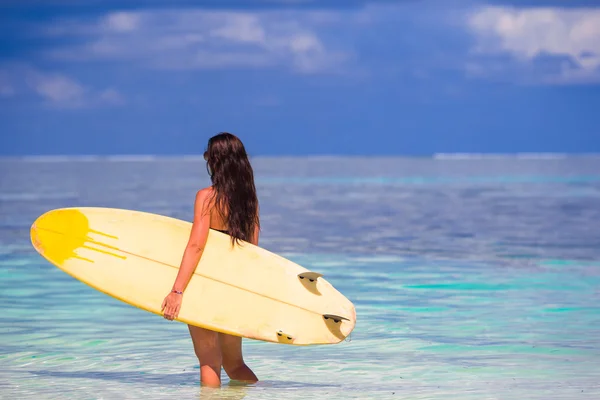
[1,0,599,156]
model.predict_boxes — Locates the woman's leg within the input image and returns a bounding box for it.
[219,333,258,383]
[188,325,222,387]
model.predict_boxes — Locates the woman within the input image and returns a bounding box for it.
[161,132,260,387]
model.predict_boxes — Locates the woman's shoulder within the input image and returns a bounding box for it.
[194,186,215,211]
[196,186,214,197]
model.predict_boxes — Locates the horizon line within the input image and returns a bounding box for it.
[1,152,600,161]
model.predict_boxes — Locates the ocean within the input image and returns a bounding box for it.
[1,155,599,399]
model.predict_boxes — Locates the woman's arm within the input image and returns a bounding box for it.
[162,188,211,320]
[172,188,212,292]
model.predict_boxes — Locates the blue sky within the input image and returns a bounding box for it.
[1,0,599,156]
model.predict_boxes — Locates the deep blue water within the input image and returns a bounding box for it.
[1,156,599,399]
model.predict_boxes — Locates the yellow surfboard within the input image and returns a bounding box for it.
[30,207,356,345]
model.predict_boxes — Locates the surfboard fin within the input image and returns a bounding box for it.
[323,314,350,324]
[297,271,323,282]
[276,330,294,344]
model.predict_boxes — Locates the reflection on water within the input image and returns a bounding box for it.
[1,157,599,399]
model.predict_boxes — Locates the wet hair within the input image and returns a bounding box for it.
[204,132,260,245]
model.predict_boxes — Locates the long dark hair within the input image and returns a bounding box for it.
[204,132,259,245]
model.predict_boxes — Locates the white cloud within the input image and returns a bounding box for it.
[98,87,125,105]
[467,6,600,83]
[0,86,14,97]
[30,4,600,86]
[43,9,351,74]
[211,14,266,44]
[26,70,86,104]
[102,11,140,32]
[0,64,125,108]
[0,70,15,97]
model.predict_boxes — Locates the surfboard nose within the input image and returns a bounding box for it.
[30,208,56,253]
[30,221,41,253]
[30,208,96,264]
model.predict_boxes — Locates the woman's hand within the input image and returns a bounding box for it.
[161,291,182,321]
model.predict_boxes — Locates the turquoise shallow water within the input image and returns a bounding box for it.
[1,156,600,399]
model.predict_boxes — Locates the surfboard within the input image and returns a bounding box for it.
[30,207,356,345]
